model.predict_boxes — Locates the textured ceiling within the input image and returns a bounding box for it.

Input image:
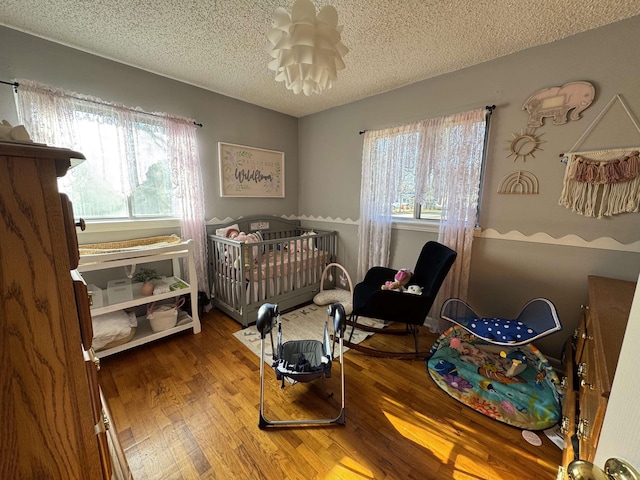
[1,1,639,118]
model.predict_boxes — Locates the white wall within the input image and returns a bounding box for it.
[594,274,640,470]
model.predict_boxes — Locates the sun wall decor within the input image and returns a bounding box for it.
[507,129,544,162]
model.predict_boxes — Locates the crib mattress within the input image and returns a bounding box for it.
[427,326,561,430]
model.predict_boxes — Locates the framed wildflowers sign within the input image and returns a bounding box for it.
[218,142,285,197]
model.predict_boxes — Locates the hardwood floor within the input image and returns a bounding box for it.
[99,308,562,479]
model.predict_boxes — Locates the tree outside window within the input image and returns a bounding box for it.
[58,109,178,220]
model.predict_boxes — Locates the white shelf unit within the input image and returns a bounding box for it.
[77,240,201,358]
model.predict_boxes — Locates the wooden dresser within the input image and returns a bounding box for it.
[0,142,130,479]
[559,275,636,479]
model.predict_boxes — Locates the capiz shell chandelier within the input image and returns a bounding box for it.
[267,0,349,96]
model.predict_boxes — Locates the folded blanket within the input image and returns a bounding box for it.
[92,310,137,350]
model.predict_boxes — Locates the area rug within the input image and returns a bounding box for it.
[232,303,385,360]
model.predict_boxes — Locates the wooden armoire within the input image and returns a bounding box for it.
[0,141,130,479]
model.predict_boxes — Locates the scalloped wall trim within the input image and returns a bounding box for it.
[205,216,236,225]
[297,215,358,224]
[205,217,638,252]
[479,229,640,253]
[207,215,358,225]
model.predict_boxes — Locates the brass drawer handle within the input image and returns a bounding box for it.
[560,415,570,436]
[580,379,594,390]
[102,410,110,431]
[577,418,590,440]
[87,290,94,306]
[577,362,587,378]
[581,332,593,340]
[88,347,100,371]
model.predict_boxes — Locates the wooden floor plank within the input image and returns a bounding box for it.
[99,309,562,479]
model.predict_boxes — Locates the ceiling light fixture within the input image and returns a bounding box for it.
[267,0,348,96]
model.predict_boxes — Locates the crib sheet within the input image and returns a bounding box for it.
[427,326,561,430]
[245,249,330,280]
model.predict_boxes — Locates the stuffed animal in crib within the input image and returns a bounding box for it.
[381,268,413,291]
[288,230,317,252]
[228,230,262,264]
[405,284,423,295]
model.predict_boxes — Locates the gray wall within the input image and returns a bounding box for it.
[0,26,299,227]
[298,16,640,357]
[2,17,640,358]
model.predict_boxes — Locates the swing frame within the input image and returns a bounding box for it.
[256,303,347,429]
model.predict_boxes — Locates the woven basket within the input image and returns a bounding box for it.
[147,297,185,333]
[96,328,136,351]
[79,235,182,255]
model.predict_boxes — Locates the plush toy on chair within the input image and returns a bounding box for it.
[381,268,412,291]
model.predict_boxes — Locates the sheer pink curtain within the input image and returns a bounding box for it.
[165,115,208,292]
[415,107,487,331]
[15,79,208,293]
[358,124,420,279]
[359,109,487,332]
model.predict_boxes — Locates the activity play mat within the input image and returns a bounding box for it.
[427,325,562,430]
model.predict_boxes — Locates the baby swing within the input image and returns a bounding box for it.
[256,302,348,429]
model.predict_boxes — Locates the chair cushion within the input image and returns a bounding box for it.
[440,298,561,346]
[468,318,538,343]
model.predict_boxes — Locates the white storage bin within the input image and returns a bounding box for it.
[86,284,103,309]
[107,278,133,304]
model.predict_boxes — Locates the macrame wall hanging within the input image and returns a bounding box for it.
[559,94,640,218]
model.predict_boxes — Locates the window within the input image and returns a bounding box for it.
[388,130,421,219]
[16,78,209,292]
[359,106,489,304]
[389,120,487,222]
[58,106,178,220]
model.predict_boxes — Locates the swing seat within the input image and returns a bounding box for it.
[274,339,331,382]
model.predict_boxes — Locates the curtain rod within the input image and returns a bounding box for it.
[1,80,19,92]
[4,79,203,128]
[358,104,496,135]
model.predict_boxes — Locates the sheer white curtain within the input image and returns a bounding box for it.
[359,107,487,331]
[416,107,487,331]
[358,124,420,279]
[15,79,209,292]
